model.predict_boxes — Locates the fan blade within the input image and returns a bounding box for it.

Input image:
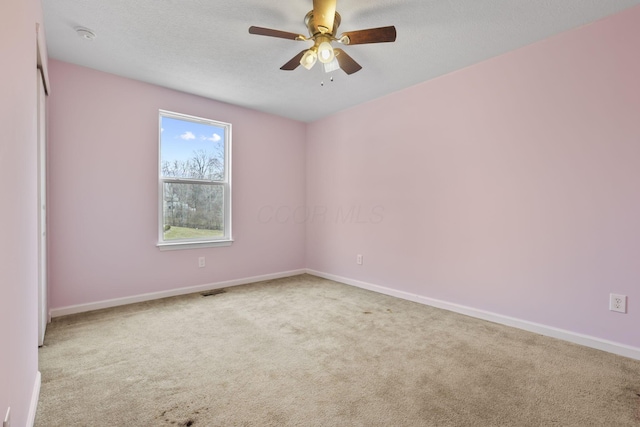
[280,50,307,71]
[340,26,396,45]
[334,48,362,75]
[313,0,337,34]
[249,26,305,41]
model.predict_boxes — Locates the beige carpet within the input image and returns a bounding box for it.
[36,274,640,426]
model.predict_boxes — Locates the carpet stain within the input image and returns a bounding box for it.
[363,311,372,314]
[158,406,200,426]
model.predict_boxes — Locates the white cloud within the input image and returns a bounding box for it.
[201,133,221,142]
[180,131,196,140]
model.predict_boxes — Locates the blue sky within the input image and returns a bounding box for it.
[160,116,224,164]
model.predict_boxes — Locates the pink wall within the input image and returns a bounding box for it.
[0,0,43,425]
[47,61,306,309]
[307,7,640,348]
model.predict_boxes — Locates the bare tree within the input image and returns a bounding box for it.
[162,149,225,232]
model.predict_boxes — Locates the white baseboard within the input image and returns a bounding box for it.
[306,269,640,361]
[28,371,41,427]
[50,269,306,318]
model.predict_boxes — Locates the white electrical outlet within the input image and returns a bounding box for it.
[609,294,627,313]
[3,406,10,427]
[198,257,206,268]
[356,254,363,265]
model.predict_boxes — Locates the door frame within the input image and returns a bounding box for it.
[37,67,47,347]
[36,23,50,347]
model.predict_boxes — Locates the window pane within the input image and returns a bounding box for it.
[162,182,224,241]
[160,116,225,180]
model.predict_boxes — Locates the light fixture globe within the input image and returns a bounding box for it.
[300,48,318,70]
[317,40,335,64]
[323,57,340,73]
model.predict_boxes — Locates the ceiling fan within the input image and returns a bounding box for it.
[248,0,397,75]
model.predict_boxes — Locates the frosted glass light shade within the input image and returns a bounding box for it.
[317,41,335,64]
[300,49,318,70]
[323,57,340,73]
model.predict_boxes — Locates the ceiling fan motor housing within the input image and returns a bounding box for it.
[305,10,341,37]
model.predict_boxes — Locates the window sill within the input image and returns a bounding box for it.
[157,239,233,251]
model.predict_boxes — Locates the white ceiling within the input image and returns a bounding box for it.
[42,0,640,123]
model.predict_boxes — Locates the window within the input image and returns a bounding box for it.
[158,110,232,250]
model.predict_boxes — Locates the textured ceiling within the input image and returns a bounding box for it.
[42,0,640,122]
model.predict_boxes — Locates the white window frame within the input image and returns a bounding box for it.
[157,110,232,250]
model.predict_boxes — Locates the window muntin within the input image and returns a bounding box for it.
[158,110,231,248]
